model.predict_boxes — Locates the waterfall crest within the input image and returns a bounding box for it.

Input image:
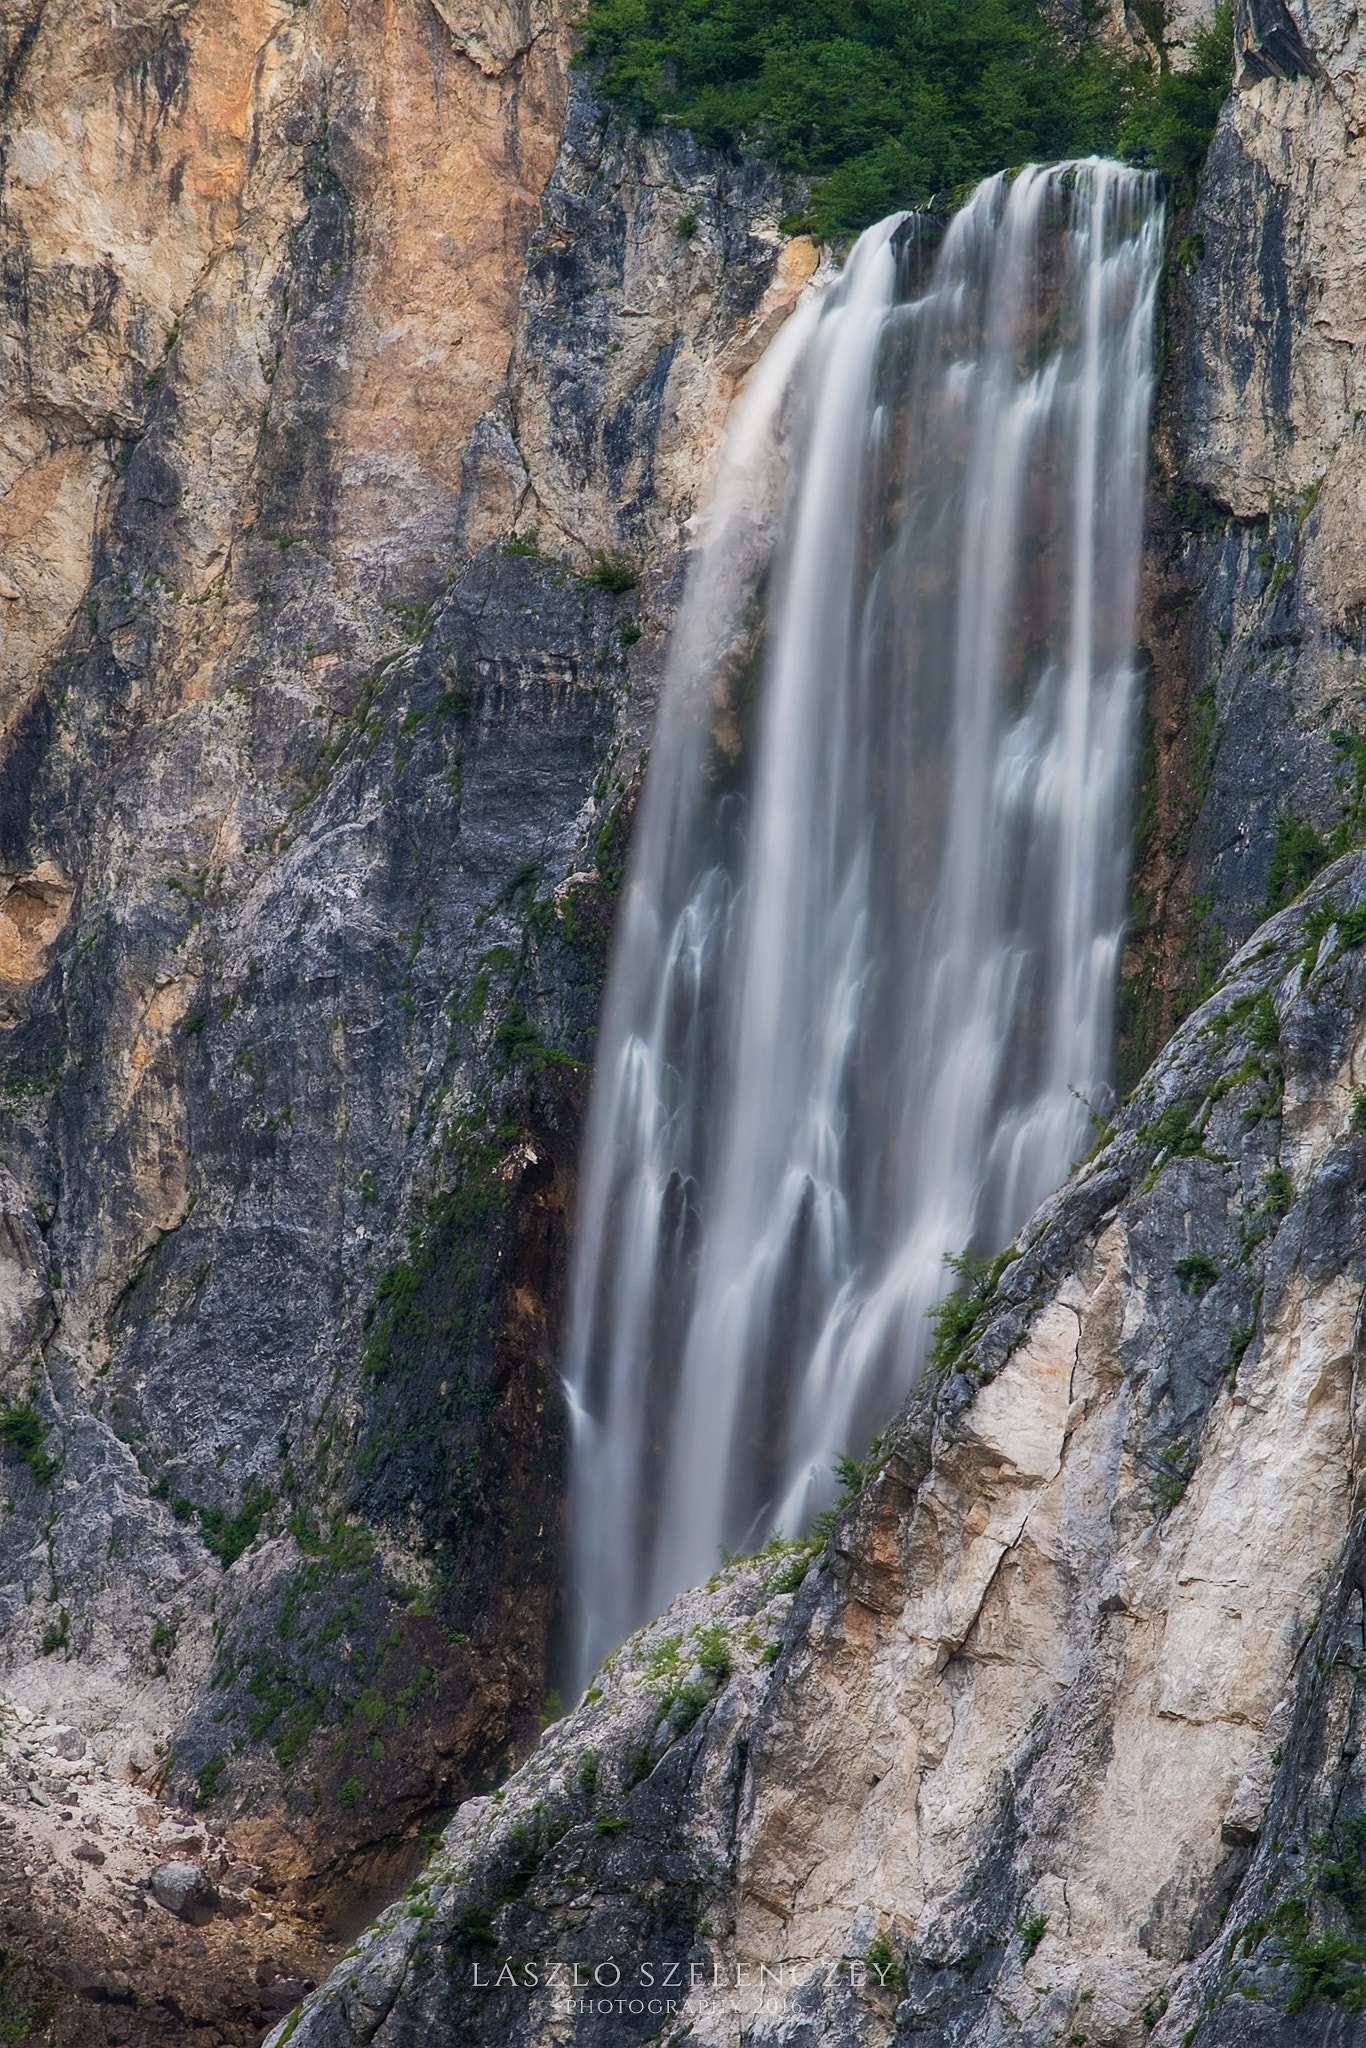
[566,163,1164,1680]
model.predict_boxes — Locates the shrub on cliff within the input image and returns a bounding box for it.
[1118,2,1234,203]
[0,1403,56,1486]
[576,0,1232,232]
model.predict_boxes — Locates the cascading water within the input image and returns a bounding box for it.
[565,162,1164,1681]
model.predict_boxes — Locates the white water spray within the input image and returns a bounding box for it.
[565,163,1164,1681]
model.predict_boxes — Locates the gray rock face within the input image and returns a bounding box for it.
[150,1860,217,1926]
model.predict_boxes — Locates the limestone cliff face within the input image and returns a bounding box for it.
[274,2,1366,2044]
[0,6,812,2038]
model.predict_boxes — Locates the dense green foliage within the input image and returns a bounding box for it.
[577,0,1233,232]
[0,1403,55,1486]
[1266,812,1331,910]
[1119,1,1234,197]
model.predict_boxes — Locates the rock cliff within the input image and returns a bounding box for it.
[271,0,1366,2044]
[1121,0,1366,1077]
[0,2,812,2037]
[7,0,1366,2040]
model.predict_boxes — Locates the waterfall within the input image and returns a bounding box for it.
[565,162,1164,1681]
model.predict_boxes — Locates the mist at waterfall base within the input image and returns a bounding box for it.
[564,163,1164,1686]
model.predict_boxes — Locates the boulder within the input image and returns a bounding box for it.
[149,1861,217,1926]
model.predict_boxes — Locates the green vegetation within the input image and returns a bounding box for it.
[1173,1251,1218,1296]
[1266,813,1330,912]
[359,1126,513,1381]
[1331,730,1366,845]
[1120,4,1235,199]
[153,1475,272,1566]
[507,1803,574,1895]
[1245,992,1280,1050]
[1018,1909,1049,1960]
[1202,992,1285,1129]
[1138,1100,1207,1157]
[762,1530,822,1593]
[1151,1435,1195,1511]
[623,1742,655,1789]
[454,1902,498,1946]
[1262,732,1366,916]
[1224,1824,1366,2014]
[538,1687,564,1730]
[196,1484,272,1567]
[1237,1163,1294,1258]
[1297,896,1366,982]
[809,1434,889,1541]
[1225,1320,1256,1384]
[0,1065,60,1106]
[0,1954,57,2046]
[209,1517,392,1777]
[1234,1897,1366,2014]
[694,1621,733,1684]
[1322,1818,1366,1920]
[1211,987,1280,1052]
[194,1754,227,1808]
[1261,1162,1294,1219]
[493,1001,581,1079]
[578,0,1234,236]
[638,1617,739,1735]
[593,791,632,898]
[588,549,637,593]
[0,1404,56,1486]
[40,1609,69,1657]
[1286,1925,1366,2015]
[865,1931,907,1993]
[926,1245,1016,1382]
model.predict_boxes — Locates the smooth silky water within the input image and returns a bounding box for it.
[564,163,1165,1684]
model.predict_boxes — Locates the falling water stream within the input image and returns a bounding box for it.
[565,163,1164,1681]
